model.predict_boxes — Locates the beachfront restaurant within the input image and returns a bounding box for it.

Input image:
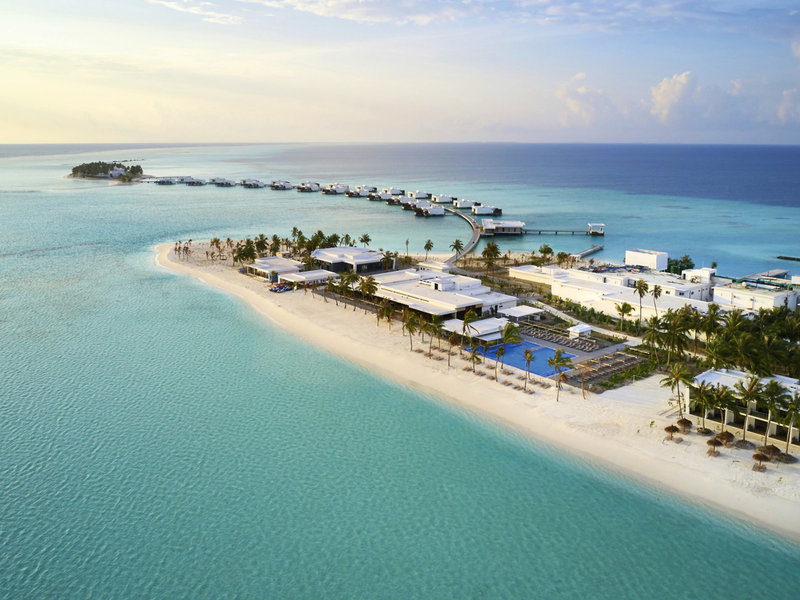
[310,247,386,274]
[244,256,303,282]
[278,269,338,286]
[371,269,517,320]
[442,317,510,344]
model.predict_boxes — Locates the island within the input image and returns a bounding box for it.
[69,161,144,183]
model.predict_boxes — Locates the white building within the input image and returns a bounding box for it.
[371,269,517,319]
[442,316,510,343]
[625,249,668,271]
[713,283,798,311]
[508,264,715,320]
[693,369,799,446]
[310,246,385,274]
[482,219,525,235]
[244,256,303,281]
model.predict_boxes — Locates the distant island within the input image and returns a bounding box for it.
[69,161,144,183]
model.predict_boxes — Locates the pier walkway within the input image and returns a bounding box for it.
[444,207,481,265]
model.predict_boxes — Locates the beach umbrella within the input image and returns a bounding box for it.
[664,425,680,440]
[706,438,722,456]
[752,452,769,471]
[677,418,693,434]
[757,445,782,459]
[715,431,735,446]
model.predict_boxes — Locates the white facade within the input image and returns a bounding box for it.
[625,249,668,271]
[482,219,525,235]
[371,269,517,318]
[713,284,798,311]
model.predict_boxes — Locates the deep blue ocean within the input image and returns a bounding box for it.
[2,143,799,599]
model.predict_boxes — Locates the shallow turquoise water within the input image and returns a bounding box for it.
[2,144,799,599]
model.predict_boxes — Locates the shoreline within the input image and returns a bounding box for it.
[154,243,800,544]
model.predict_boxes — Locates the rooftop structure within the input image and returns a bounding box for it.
[713,282,798,311]
[371,269,516,319]
[481,219,525,235]
[278,269,338,285]
[442,317,510,342]
[417,261,451,273]
[625,249,668,271]
[244,256,303,281]
[498,305,544,322]
[310,246,385,274]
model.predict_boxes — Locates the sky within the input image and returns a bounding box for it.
[1,0,799,143]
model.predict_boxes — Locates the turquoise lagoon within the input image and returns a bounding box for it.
[2,144,800,599]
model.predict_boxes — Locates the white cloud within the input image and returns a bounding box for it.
[792,38,800,60]
[148,0,243,25]
[777,88,800,123]
[650,71,694,123]
[555,72,616,127]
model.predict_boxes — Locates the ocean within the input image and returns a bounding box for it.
[1,143,799,599]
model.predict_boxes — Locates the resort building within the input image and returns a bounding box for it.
[625,249,668,271]
[310,247,386,274]
[498,305,544,322]
[508,263,715,321]
[442,316,511,343]
[481,219,525,235]
[712,282,798,311]
[244,256,303,281]
[371,269,517,319]
[692,369,800,447]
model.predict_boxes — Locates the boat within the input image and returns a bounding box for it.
[270,180,294,190]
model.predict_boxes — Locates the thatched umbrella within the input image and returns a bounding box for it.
[664,425,680,440]
[677,418,693,434]
[715,431,735,446]
[706,438,723,457]
[752,452,769,471]
[757,445,782,460]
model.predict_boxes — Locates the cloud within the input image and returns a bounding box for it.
[148,0,243,25]
[777,88,800,124]
[554,72,618,127]
[234,1,800,36]
[650,71,695,123]
[792,38,800,60]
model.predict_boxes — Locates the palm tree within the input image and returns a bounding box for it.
[634,279,649,323]
[548,349,573,402]
[651,284,662,317]
[615,302,634,331]
[359,233,371,247]
[423,321,439,357]
[421,239,432,260]
[447,332,460,368]
[377,299,393,327]
[482,241,501,273]
[495,346,505,380]
[461,309,479,342]
[404,313,420,351]
[450,239,464,257]
[712,384,737,433]
[778,390,800,455]
[358,275,378,314]
[539,244,553,263]
[429,315,443,349]
[761,380,790,445]
[341,270,359,311]
[468,341,481,372]
[499,322,522,366]
[642,316,663,361]
[734,374,765,442]
[690,380,716,432]
[660,362,692,419]
[405,238,409,256]
[325,277,338,306]
[523,348,534,391]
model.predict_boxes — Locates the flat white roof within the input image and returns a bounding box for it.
[417,260,451,272]
[500,305,544,318]
[694,368,799,394]
[627,249,667,256]
[279,269,338,283]
[482,219,525,228]
[568,324,592,333]
[311,246,384,265]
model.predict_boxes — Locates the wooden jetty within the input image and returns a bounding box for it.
[571,245,604,259]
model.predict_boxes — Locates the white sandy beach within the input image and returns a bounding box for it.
[155,243,800,542]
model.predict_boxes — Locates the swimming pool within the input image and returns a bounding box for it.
[473,341,576,378]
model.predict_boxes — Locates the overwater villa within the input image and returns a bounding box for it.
[322,183,349,195]
[242,179,267,188]
[481,219,525,235]
[472,204,502,216]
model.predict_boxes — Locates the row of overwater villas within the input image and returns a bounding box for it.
[692,369,800,448]
[151,177,504,215]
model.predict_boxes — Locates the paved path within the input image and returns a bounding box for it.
[444,207,480,265]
